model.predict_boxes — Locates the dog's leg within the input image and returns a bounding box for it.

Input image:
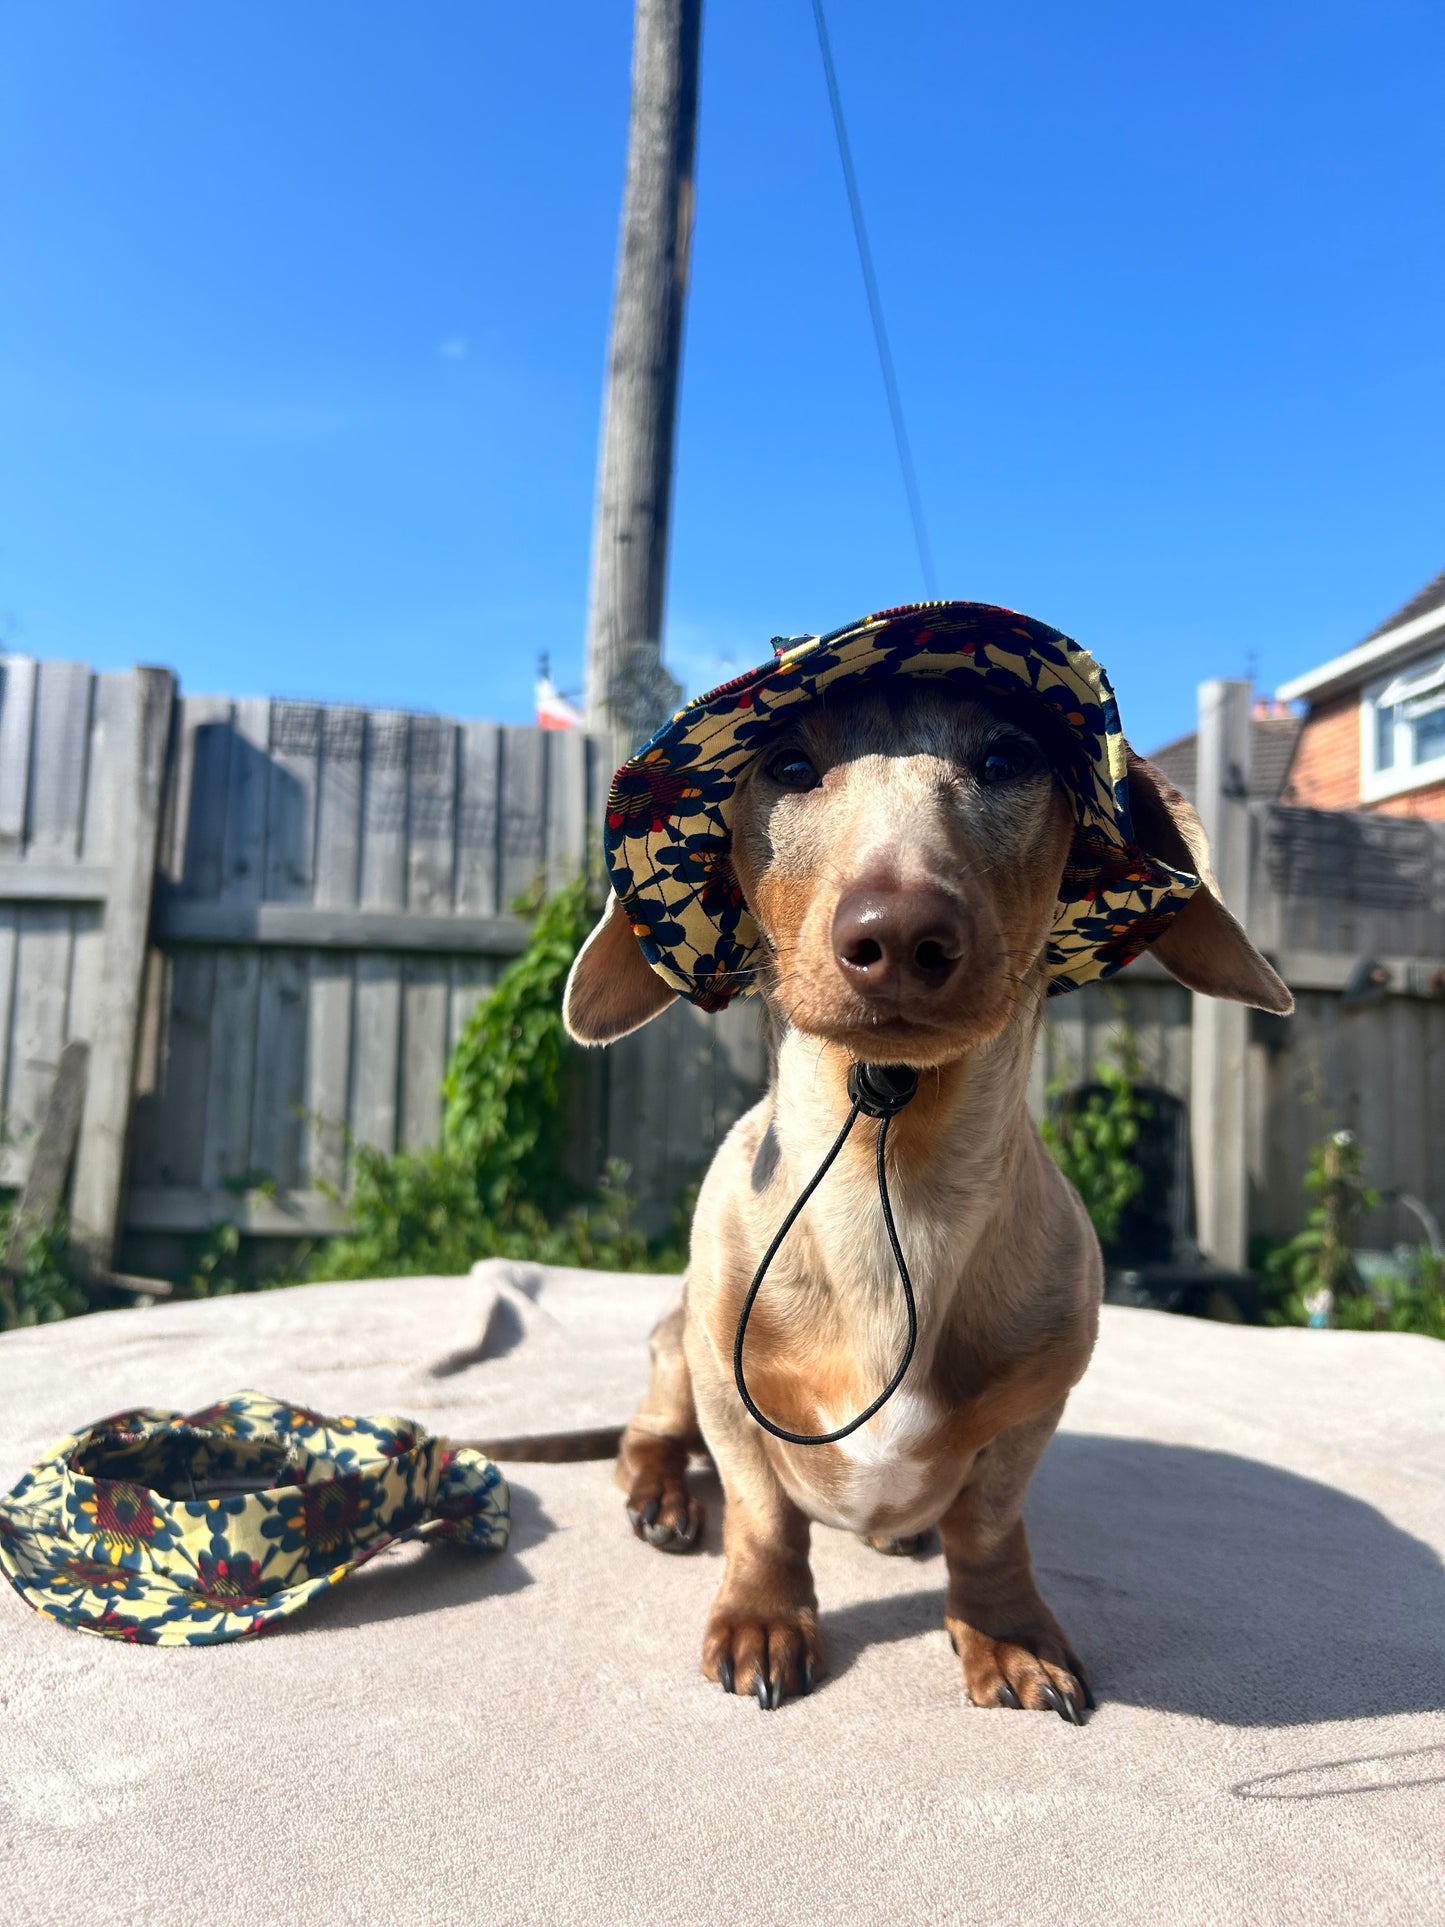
[618,1296,704,1552]
[683,1303,822,1709]
[939,1401,1093,1724]
[700,1455,819,1711]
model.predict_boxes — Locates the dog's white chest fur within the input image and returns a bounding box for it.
[791,1387,942,1533]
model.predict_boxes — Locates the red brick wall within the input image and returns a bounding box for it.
[1283,693,1445,819]
[1283,695,1359,807]
[1374,779,1445,820]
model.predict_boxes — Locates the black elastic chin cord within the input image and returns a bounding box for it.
[732,1062,920,1447]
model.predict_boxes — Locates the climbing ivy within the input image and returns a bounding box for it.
[441,877,592,1219]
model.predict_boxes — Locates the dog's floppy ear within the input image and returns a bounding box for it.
[563,892,678,1044]
[1126,749,1293,1015]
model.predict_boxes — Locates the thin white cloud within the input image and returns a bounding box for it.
[437,337,468,361]
[663,614,772,700]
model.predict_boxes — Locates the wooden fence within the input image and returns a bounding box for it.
[0,658,173,1265]
[2,653,1443,1273]
[126,694,597,1242]
[1030,800,1445,1256]
[0,660,764,1262]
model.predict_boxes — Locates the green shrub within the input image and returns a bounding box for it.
[305,1144,491,1281]
[1347,1247,1445,1339]
[0,1202,90,1329]
[1263,1128,1443,1337]
[1041,1039,1152,1250]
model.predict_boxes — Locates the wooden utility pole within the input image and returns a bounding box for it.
[584,0,701,767]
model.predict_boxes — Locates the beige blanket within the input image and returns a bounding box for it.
[2,1262,1441,1926]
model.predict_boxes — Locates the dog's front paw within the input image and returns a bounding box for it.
[621,1433,703,1552]
[862,1529,934,1557]
[703,1606,821,1711]
[946,1618,1094,1725]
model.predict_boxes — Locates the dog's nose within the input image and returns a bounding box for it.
[832,887,966,993]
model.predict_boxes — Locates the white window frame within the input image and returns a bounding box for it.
[1359,644,1445,801]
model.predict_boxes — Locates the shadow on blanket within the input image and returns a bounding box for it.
[275,1481,555,1638]
[818,1434,1445,1729]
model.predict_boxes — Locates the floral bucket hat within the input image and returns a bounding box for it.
[604,600,1201,1011]
[0,1391,509,1646]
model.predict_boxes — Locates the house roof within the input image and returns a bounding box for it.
[1277,566,1445,706]
[1147,713,1303,804]
[1360,565,1445,643]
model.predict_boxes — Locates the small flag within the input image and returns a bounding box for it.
[535,654,583,731]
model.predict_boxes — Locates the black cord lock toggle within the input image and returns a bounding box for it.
[846,1061,920,1118]
[733,1060,921,1448]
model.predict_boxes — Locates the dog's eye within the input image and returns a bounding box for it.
[766,751,820,792]
[978,743,1034,787]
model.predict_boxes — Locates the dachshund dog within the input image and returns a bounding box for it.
[564,683,1291,1718]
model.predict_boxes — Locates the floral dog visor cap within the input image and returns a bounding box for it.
[604,600,1202,1010]
[0,1391,509,1645]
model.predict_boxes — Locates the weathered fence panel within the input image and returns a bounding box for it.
[126,701,583,1234]
[1246,804,1445,1248]
[0,657,174,1260]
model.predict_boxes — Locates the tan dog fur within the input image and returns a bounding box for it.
[565,687,1291,1718]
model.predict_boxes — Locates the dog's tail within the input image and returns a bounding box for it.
[454,1425,624,1464]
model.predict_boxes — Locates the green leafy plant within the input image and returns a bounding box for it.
[1263,1128,1442,1336]
[182,1219,249,1298]
[306,1144,491,1281]
[0,1202,90,1329]
[1262,1128,1376,1326]
[1347,1246,1445,1339]
[1041,1036,1153,1250]
[441,876,592,1219]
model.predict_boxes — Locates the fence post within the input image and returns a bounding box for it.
[1189,678,1253,1271]
[70,666,176,1267]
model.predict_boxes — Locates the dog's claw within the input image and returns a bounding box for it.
[718,1659,735,1695]
[800,1658,815,1696]
[996,1681,1022,1709]
[947,1630,958,1655]
[1040,1683,1082,1725]
[754,1674,771,1711]
[632,1495,700,1553]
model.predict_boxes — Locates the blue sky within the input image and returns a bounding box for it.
[2,0,1441,752]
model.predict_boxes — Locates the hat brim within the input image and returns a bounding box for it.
[0,1398,509,1647]
[603,602,1199,1010]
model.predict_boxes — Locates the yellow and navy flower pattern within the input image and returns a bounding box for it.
[604,601,1201,1009]
[0,1392,509,1645]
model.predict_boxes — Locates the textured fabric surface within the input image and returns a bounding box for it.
[603,601,1201,1010]
[2,1269,1442,1926]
